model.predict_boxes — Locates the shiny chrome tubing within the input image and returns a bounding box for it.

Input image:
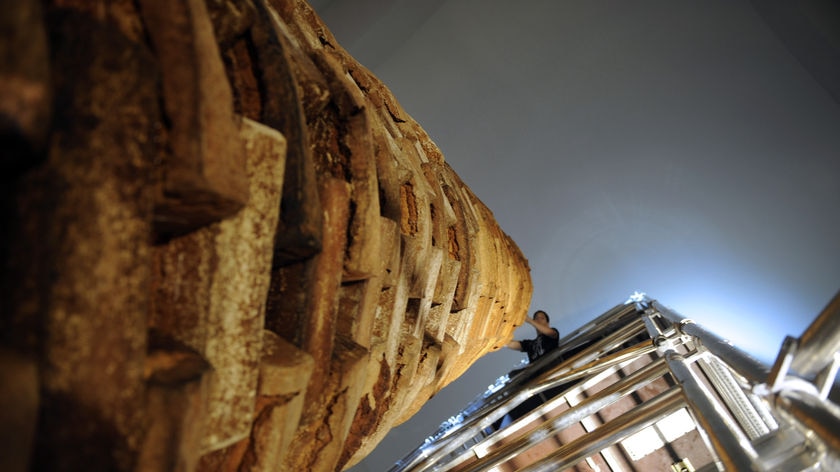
[547,339,656,385]
[399,392,529,471]
[405,339,656,471]
[522,302,639,377]
[397,307,646,472]
[461,359,670,472]
[463,366,621,467]
[467,341,659,462]
[534,317,647,384]
[558,302,638,345]
[441,363,632,472]
[653,301,770,384]
[665,350,761,471]
[790,290,840,379]
[401,367,584,471]
[519,308,645,386]
[434,303,642,439]
[521,387,684,472]
[776,388,840,453]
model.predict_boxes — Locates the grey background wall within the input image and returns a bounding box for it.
[308,1,840,470]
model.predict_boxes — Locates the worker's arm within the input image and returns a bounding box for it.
[526,317,559,338]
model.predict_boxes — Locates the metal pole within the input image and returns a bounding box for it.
[653,301,770,384]
[488,340,669,461]
[443,304,643,436]
[392,304,642,472]
[435,363,629,472]
[405,339,656,471]
[533,317,647,385]
[790,289,840,379]
[557,302,639,346]
[520,387,685,472]
[461,358,671,472]
[507,302,640,388]
[775,388,840,453]
[665,350,762,471]
[532,338,656,387]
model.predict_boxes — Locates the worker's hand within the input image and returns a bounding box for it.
[525,316,545,327]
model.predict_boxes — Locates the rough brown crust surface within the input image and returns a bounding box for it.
[0,1,532,471]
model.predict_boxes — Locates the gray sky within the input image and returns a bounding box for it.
[309,1,840,470]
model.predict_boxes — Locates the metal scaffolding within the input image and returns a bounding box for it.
[389,290,840,472]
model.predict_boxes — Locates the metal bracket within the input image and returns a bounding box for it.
[670,458,695,472]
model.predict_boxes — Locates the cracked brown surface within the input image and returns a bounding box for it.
[1,0,532,470]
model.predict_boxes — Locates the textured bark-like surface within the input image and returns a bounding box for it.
[140,0,249,236]
[248,0,324,264]
[150,116,287,453]
[0,1,532,471]
[20,11,158,471]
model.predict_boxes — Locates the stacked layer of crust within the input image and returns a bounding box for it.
[0,1,533,471]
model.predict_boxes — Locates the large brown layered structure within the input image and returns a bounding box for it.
[0,1,532,471]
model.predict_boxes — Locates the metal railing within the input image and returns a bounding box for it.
[389,290,840,472]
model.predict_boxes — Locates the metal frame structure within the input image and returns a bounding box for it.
[389,291,840,471]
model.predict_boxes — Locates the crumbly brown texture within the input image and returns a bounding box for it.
[0,0,532,471]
